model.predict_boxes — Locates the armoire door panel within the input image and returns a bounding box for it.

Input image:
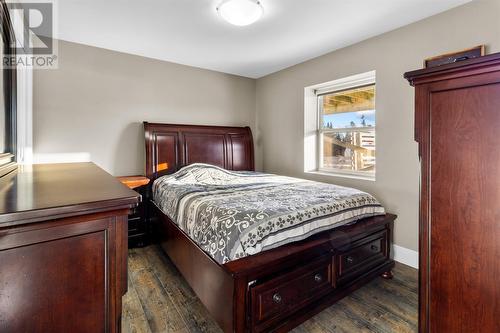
[429,84,500,333]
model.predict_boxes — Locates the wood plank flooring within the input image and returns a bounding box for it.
[122,246,417,333]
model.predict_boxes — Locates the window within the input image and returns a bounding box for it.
[307,72,376,179]
[0,1,18,177]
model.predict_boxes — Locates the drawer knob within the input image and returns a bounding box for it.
[371,245,379,252]
[314,274,323,283]
[272,293,282,304]
[346,256,355,264]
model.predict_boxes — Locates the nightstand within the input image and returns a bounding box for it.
[117,176,150,248]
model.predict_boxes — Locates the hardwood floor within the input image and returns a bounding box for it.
[122,246,417,333]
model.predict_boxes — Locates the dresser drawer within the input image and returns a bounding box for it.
[336,230,388,284]
[250,256,333,325]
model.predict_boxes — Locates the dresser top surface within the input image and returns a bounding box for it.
[0,162,140,226]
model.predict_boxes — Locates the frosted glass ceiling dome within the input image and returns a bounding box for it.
[216,0,264,26]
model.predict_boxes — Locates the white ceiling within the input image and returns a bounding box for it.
[56,0,472,78]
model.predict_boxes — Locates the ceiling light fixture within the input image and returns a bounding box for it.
[216,0,264,27]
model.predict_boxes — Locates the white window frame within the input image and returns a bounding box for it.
[304,71,376,181]
[10,4,34,164]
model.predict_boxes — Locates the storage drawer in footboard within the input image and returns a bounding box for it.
[336,230,389,285]
[250,255,334,331]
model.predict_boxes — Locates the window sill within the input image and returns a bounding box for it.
[305,170,376,182]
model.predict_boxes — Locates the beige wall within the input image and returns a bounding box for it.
[255,0,500,251]
[33,0,499,252]
[33,40,257,176]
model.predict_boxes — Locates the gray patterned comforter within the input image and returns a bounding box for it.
[153,163,385,264]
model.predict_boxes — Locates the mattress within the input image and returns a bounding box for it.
[153,163,385,264]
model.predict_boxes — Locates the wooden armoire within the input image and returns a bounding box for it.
[405,54,500,332]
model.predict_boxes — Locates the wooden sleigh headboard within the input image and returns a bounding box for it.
[144,122,255,180]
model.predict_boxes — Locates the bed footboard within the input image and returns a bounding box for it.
[152,204,395,333]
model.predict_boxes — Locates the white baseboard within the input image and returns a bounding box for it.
[392,245,418,269]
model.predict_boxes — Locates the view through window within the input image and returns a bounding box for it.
[318,84,376,177]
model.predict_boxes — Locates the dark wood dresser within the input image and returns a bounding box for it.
[0,163,139,333]
[405,53,500,332]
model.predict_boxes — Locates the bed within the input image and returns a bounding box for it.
[144,122,395,333]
